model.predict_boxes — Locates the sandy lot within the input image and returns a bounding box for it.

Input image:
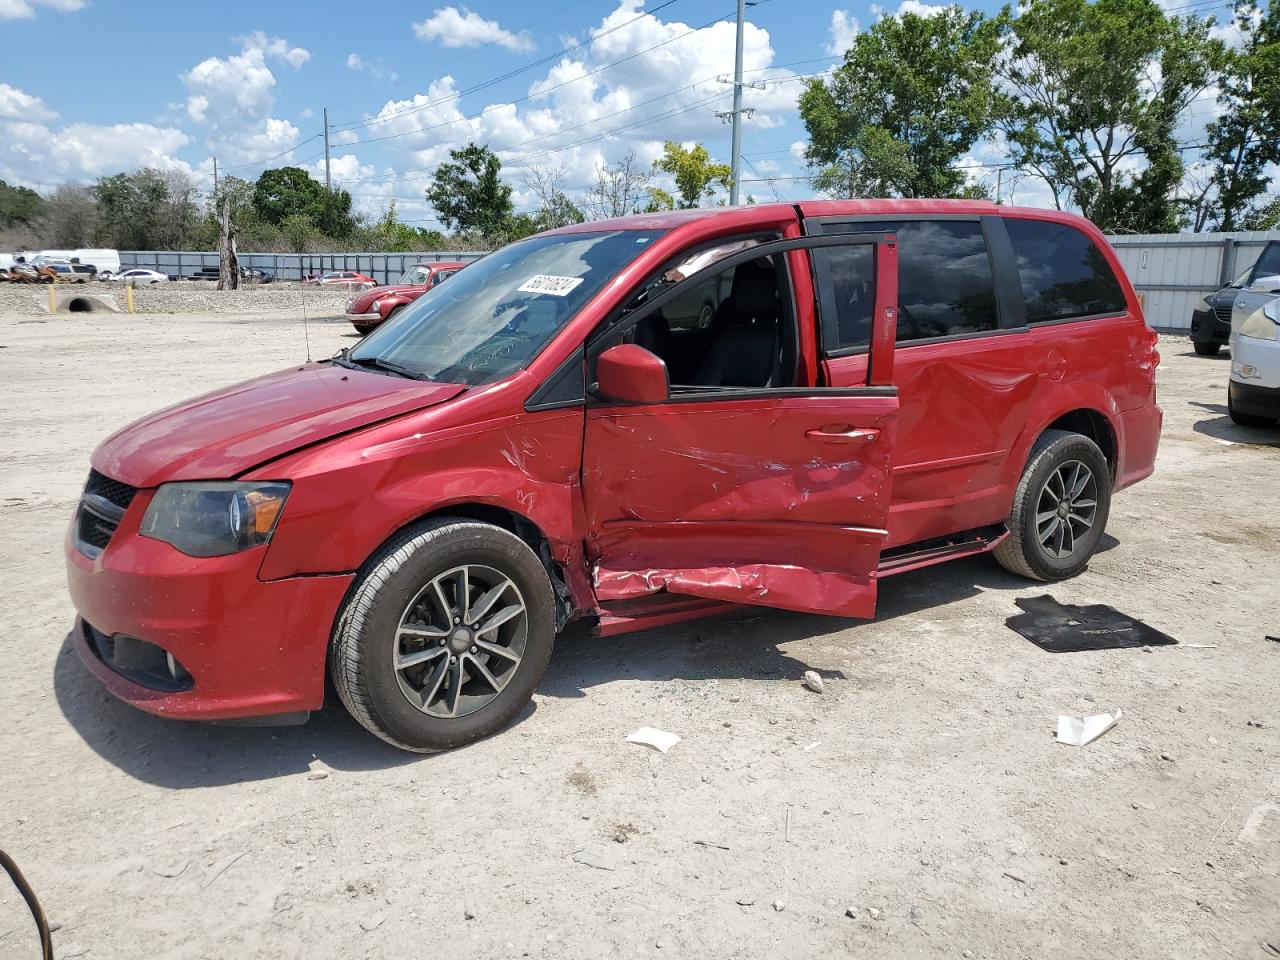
[0,311,1277,960]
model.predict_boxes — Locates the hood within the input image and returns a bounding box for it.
[348,283,422,311]
[93,363,465,488]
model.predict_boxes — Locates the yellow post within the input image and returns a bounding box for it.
[47,284,56,313]
[125,284,134,314]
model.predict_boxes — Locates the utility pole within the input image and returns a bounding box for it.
[213,156,219,194]
[995,167,1002,204]
[323,107,332,191]
[729,0,745,206]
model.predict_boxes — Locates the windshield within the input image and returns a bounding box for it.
[399,266,431,285]
[1251,242,1280,284]
[350,230,662,385]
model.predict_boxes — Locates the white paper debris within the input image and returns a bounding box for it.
[517,275,584,296]
[625,727,681,753]
[1056,710,1122,746]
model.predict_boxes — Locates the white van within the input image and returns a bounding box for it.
[39,248,121,279]
[1229,274,1280,427]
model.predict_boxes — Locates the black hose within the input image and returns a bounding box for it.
[0,848,53,960]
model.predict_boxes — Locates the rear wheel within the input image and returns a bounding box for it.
[330,519,556,752]
[1194,341,1221,356]
[994,429,1111,582]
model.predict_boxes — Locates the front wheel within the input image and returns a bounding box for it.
[993,429,1112,582]
[330,519,556,752]
[1194,341,1221,356]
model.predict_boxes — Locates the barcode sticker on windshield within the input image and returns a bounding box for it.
[518,275,584,297]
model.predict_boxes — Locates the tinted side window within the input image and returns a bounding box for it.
[1005,218,1126,322]
[817,220,997,348]
[1250,241,1280,282]
[814,245,875,349]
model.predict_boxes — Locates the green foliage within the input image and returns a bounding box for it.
[1204,0,1280,230]
[1243,194,1280,229]
[91,168,201,249]
[358,201,447,251]
[652,142,732,207]
[252,166,356,238]
[799,7,1001,199]
[425,143,514,241]
[644,187,676,212]
[0,180,45,227]
[997,0,1224,231]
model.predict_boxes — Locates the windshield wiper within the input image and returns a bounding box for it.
[334,349,429,380]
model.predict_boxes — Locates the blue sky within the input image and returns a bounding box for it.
[0,0,1230,226]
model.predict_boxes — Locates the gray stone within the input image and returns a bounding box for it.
[802,671,825,694]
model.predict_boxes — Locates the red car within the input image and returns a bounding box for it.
[345,262,469,333]
[303,270,377,288]
[66,200,1161,751]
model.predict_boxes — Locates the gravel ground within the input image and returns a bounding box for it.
[0,282,355,316]
[0,312,1277,960]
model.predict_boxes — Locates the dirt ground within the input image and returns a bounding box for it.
[1,310,1277,960]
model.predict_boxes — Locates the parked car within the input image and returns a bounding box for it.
[114,269,170,285]
[344,262,469,332]
[37,248,120,279]
[1189,239,1280,356]
[65,200,1161,752]
[1227,273,1280,427]
[42,261,94,283]
[242,267,274,284]
[305,270,377,289]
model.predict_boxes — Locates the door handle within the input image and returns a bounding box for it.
[805,426,880,443]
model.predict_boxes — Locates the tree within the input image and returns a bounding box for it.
[0,180,45,228]
[587,151,651,219]
[1243,194,1280,229]
[799,7,1001,199]
[39,185,95,247]
[252,166,355,238]
[360,201,446,251]
[425,143,514,240]
[996,0,1224,231]
[92,168,199,249]
[524,167,585,230]
[1202,0,1280,230]
[651,141,732,208]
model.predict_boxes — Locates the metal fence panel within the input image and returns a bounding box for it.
[119,250,487,285]
[1107,231,1279,330]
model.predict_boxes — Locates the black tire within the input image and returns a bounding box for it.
[1194,341,1221,356]
[1228,391,1278,428]
[993,429,1112,582]
[330,519,555,752]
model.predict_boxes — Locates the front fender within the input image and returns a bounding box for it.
[252,400,588,587]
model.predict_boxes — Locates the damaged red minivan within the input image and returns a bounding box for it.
[66,200,1161,751]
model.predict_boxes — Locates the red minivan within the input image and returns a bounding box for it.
[65,200,1161,751]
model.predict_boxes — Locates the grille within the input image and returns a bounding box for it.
[74,469,137,556]
[85,468,137,510]
[1214,305,1232,324]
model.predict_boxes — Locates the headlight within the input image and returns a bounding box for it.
[370,299,383,313]
[140,481,290,557]
[345,296,355,311]
[1196,296,1212,311]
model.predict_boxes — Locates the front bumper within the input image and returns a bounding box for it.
[65,511,354,721]
[347,311,381,321]
[1189,306,1230,345]
[1229,380,1280,420]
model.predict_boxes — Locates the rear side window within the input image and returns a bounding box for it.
[816,219,998,349]
[1005,218,1126,322]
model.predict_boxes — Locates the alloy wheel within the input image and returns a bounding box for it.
[1035,460,1098,559]
[392,564,528,718]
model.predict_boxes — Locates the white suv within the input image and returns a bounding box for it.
[1229,274,1280,427]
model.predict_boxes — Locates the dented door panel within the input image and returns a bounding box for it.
[582,391,898,617]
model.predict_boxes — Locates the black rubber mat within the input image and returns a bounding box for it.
[1007,595,1178,652]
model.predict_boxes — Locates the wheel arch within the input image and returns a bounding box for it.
[1043,408,1117,479]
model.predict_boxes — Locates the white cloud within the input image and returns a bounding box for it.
[0,118,194,186]
[413,6,535,52]
[0,83,56,121]
[0,0,85,20]
[824,10,858,56]
[332,128,359,145]
[870,0,946,18]
[180,34,310,167]
[346,52,364,70]
[238,31,311,69]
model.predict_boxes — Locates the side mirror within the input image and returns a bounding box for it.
[595,344,669,404]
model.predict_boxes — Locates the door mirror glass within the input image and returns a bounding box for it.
[595,344,669,404]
